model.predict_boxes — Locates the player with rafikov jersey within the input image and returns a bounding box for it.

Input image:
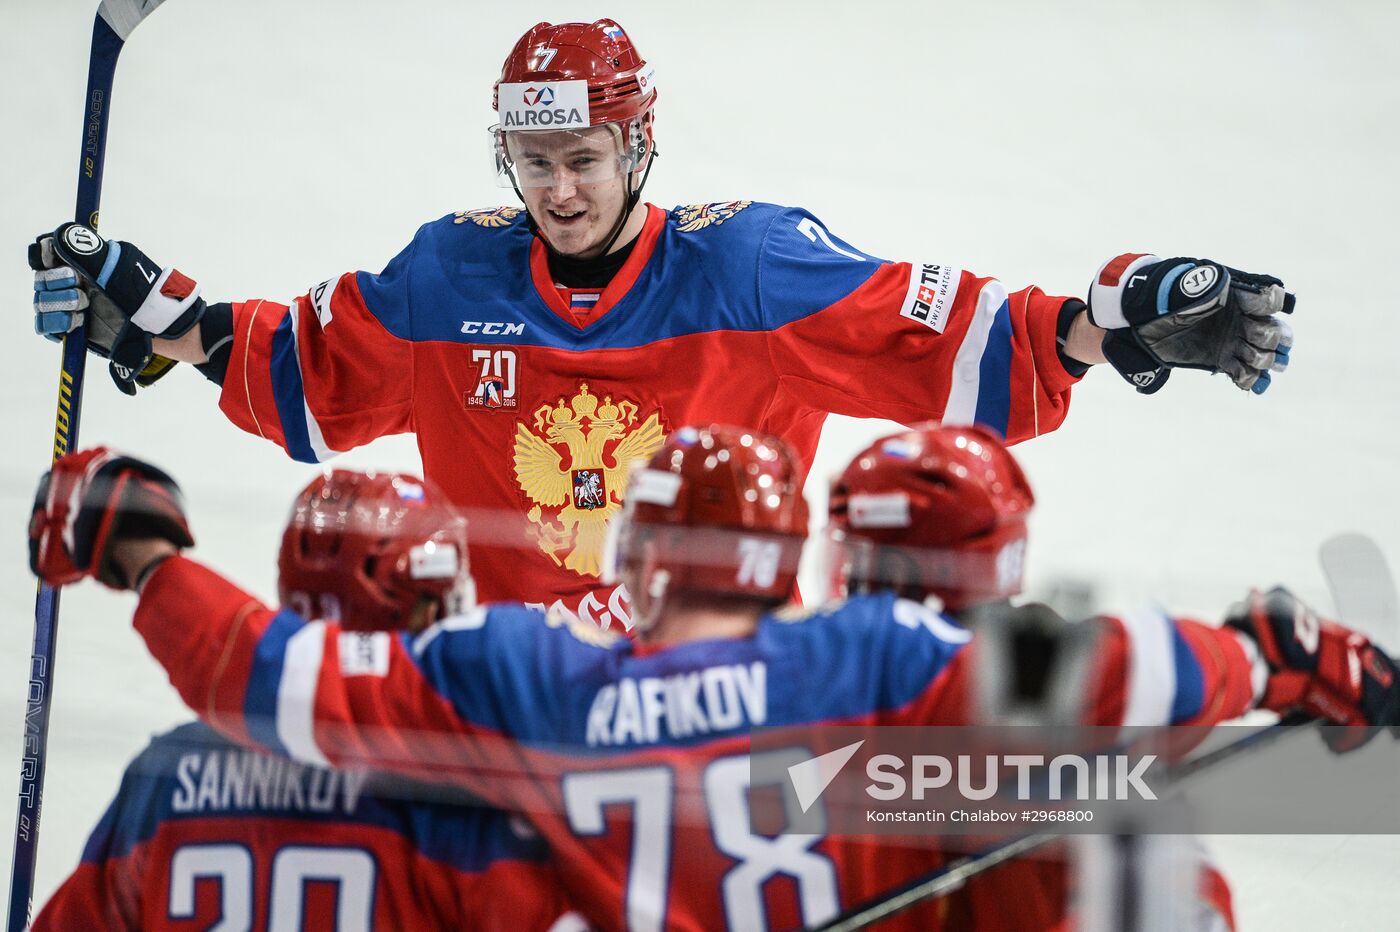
[30,461,584,931]
[30,19,1297,628]
[30,427,1398,931]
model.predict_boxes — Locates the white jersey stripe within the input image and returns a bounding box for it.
[277,622,332,767]
[1119,606,1177,726]
[289,297,344,463]
[942,281,1008,426]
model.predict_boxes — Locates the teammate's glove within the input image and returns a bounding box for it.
[29,447,193,591]
[1087,253,1295,395]
[29,223,200,395]
[1226,587,1400,750]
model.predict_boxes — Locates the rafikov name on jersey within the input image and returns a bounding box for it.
[171,745,369,815]
[584,661,767,747]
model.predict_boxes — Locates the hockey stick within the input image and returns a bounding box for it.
[805,535,1399,932]
[1319,532,1398,645]
[6,3,170,928]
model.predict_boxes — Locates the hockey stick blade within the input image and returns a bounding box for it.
[98,0,171,41]
[1320,532,1399,646]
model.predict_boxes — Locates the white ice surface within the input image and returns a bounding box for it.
[1,0,1397,927]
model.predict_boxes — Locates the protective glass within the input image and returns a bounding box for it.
[821,525,1004,609]
[490,123,644,189]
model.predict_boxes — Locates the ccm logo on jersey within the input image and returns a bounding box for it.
[461,320,525,336]
[899,263,961,333]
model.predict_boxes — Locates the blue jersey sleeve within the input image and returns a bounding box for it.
[756,207,889,330]
[760,593,973,726]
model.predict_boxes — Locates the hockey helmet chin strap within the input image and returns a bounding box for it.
[512,127,659,260]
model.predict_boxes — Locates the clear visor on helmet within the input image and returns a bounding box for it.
[821,526,1025,611]
[491,122,646,189]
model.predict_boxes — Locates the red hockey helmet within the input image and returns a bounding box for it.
[278,470,472,632]
[493,19,656,129]
[826,424,1034,611]
[614,425,808,630]
[490,19,658,191]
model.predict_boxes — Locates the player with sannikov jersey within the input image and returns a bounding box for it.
[33,722,582,932]
[30,19,1296,629]
[30,429,1397,931]
[30,460,583,931]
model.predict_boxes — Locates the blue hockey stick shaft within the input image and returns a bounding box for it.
[6,1,169,925]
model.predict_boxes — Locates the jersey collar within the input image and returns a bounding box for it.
[529,203,666,329]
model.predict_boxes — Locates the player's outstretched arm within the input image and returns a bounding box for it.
[1088,608,1264,728]
[28,449,579,806]
[755,210,1294,447]
[29,222,415,462]
[1089,592,1398,735]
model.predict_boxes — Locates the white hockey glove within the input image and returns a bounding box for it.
[1087,254,1295,394]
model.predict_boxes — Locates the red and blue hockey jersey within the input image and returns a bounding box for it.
[216,202,1084,624]
[131,556,1256,931]
[33,720,581,931]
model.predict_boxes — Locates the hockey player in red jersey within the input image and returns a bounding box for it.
[30,19,1296,629]
[823,423,1254,930]
[35,425,1395,930]
[29,454,583,932]
[32,722,583,932]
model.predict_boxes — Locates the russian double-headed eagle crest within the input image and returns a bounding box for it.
[513,382,666,577]
[674,200,752,232]
[455,206,523,227]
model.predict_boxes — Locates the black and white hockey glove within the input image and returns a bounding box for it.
[30,223,201,395]
[1087,254,1295,395]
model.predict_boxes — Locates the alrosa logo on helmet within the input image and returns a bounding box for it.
[504,107,585,128]
[498,80,590,130]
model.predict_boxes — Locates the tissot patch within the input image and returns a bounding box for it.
[899,263,961,333]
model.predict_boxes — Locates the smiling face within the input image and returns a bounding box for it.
[506,125,647,258]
